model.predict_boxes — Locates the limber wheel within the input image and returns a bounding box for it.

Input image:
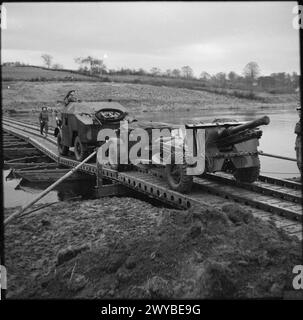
[57,132,69,156]
[165,163,193,193]
[233,165,260,183]
[74,136,88,161]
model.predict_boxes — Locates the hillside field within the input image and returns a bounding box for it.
[1,66,97,81]
[2,66,299,117]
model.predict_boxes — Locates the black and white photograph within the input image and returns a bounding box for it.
[0,1,302,303]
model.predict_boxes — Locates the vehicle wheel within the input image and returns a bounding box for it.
[233,165,260,183]
[165,163,193,193]
[74,136,88,161]
[57,132,69,156]
[54,127,60,138]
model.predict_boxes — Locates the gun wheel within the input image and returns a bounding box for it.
[233,165,260,183]
[74,136,88,161]
[165,164,193,193]
[57,132,69,156]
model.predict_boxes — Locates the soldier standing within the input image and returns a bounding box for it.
[64,90,78,106]
[295,107,301,175]
[39,106,49,137]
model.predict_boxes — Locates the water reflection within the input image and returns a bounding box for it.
[3,169,96,208]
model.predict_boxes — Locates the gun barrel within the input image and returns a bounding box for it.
[223,116,270,137]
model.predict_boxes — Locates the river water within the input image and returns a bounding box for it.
[3,171,96,208]
[3,107,300,208]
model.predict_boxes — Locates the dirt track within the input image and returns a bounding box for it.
[5,197,302,299]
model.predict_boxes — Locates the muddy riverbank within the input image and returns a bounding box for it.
[5,197,302,299]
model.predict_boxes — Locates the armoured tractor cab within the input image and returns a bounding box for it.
[55,98,128,161]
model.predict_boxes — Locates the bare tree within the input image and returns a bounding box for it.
[171,69,181,78]
[137,68,146,75]
[52,63,63,69]
[75,56,106,75]
[228,71,238,82]
[150,67,161,76]
[165,69,173,77]
[181,66,194,79]
[200,71,211,81]
[41,54,53,68]
[243,62,260,86]
[215,72,227,87]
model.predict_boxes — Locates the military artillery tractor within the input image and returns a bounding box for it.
[55,99,128,161]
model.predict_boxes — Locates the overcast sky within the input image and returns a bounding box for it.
[1,2,300,76]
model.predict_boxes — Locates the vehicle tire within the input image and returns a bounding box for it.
[233,165,260,183]
[165,163,193,193]
[74,136,88,161]
[54,127,60,138]
[57,132,69,156]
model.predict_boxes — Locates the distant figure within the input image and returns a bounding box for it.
[295,107,301,174]
[39,106,49,137]
[64,90,78,106]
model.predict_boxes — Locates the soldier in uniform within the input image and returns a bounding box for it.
[39,106,49,137]
[295,107,301,175]
[64,90,78,106]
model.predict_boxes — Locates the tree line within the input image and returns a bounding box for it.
[2,54,300,93]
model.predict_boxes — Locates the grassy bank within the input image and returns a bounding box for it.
[2,80,299,116]
[2,66,299,108]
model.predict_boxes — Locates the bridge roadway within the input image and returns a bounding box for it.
[3,118,302,239]
[2,119,208,210]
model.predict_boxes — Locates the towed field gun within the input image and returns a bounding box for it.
[214,116,269,149]
[160,115,270,193]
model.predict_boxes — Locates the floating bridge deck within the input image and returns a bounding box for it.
[2,117,302,240]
